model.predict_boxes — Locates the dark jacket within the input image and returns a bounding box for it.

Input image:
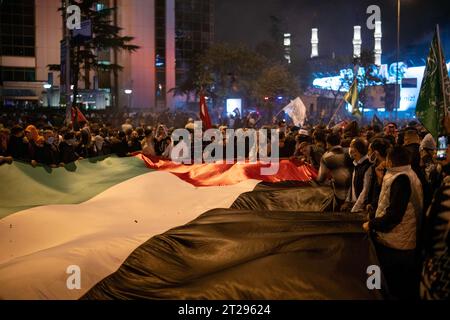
[59,141,80,164]
[111,138,129,157]
[42,143,60,166]
[367,164,382,213]
[28,140,41,163]
[8,135,29,161]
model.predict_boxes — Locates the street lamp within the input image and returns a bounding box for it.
[395,0,401,121]
[124,89,133,109]
[43,83,52,107]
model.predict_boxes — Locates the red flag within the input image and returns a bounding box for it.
[71,106,88,124]
[199,95,212,130]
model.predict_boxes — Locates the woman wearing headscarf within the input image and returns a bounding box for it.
[25,125,44,167]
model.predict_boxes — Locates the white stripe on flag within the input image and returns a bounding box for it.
[0,172,259,300]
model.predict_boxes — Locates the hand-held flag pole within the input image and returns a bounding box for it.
[436,24,449,120]
[327,99,346,128]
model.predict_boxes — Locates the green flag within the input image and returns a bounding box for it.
[416,26,450,139]
[345,78,361,117]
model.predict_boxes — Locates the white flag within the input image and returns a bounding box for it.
[283,97,307,127]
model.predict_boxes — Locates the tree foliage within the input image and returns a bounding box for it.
[49,0,139,109]
[195,43,300,109]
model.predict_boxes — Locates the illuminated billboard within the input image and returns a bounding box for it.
[312,62,450,112]
[226,99,242,116]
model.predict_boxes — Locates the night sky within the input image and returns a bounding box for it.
[215,0,450,63]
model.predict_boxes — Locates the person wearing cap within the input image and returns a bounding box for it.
[420,133,441,191]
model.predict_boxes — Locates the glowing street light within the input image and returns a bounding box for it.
[43,83,52,107]
[124,89,133,108]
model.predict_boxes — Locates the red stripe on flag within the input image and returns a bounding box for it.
[136,154,317,187]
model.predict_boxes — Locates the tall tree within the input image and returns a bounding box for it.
[50,0,139,111]
[253,64,300,118]
[196,43,266,108]
[195,43,300,120]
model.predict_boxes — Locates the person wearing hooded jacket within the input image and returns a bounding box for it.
[24,125,44,167]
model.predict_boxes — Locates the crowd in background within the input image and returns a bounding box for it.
[0,107,449,301]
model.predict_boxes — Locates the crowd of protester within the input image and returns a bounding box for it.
[0,107,449,301]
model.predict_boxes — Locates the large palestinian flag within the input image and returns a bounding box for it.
[0,155,385,300]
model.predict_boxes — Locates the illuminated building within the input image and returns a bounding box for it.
[0,0,214,110]
[312,61,450,117]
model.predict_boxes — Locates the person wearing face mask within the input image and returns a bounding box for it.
[366,138,391,215]
[42,129,61,168]
[363,146,423,300]
[341,138,371,213]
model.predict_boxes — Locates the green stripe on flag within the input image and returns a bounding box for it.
[0,156,151,219]
[416,27,450,139]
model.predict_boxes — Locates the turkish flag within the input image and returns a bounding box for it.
[199,95,212,130]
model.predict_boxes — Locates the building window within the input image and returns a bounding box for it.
[0,67,36,82]
[0,0,35,57]
[174,0,214,86]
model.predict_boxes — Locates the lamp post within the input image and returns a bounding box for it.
[43,83,52,107]
[124,89,133,109]
[395,0,401,121]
